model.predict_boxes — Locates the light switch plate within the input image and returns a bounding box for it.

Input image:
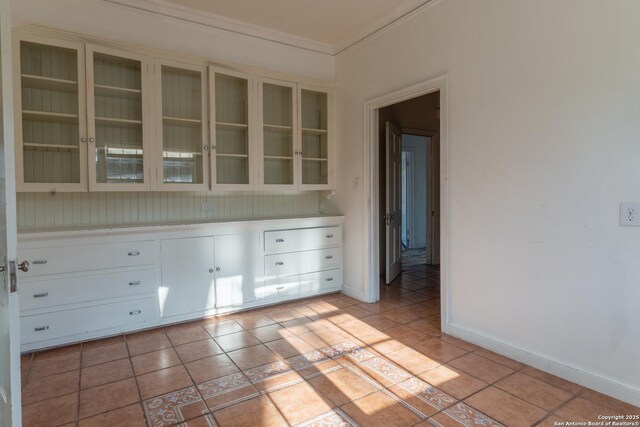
[201,202,215,211]
[620,203,640,227]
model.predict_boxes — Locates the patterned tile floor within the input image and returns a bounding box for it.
[20,264,639,426]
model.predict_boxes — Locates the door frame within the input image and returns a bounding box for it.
[402,128,439,263]
[400,145,415,250]
[362,74,449,324]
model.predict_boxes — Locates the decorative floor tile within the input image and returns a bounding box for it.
[243,360,291,384]
[143,386,209,427]
[444,402,504,427]
[197,372,260,412]
[287,350,330,371]
[359,356,413,385]
[390,377,457,416]
[177,414,218,427]
[294,408,359,427]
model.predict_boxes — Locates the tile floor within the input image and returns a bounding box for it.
[20,264,639,426]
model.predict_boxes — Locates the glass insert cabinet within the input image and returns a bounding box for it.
[14,34,333,192]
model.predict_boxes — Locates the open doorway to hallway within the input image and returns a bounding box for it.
[378,91,441,289]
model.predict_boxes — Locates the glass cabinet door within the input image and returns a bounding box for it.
[16,38,87,191]
[158,61,207,190]
[86,46,150,190]
[211,68,253,188]
[299,87,329,188]
[260,79,296,188]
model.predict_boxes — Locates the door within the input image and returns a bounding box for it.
[160,237,215,317]
[0,0,22,424]
[385,122,402,283]
[214,234,259,308]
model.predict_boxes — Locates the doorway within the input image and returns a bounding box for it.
[379,92,441,286]
[362,75,448,318]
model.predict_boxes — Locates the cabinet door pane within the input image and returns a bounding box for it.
[262,82,294,185]
[92,52,144,184]
[214,73,250,185]
[19,41,83,185]
[300,89,328,186]
[161,65,204,185]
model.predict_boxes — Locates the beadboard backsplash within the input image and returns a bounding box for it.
[17,191,321,230]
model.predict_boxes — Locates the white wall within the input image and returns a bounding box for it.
[402,134,428,250]
[12,0,334,81]
[335,0,640,404]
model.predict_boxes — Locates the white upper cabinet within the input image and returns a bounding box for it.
[299,84,332,190]
[210,68,256,190]
[14,31,334,193]
[156,60,208,191]
[15,36,88,192]
[86,45,151,191]
[259,78,297,189]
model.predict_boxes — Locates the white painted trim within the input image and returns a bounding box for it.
[340,284,367,302]
[104,0,335,56]
[362,74,448,314]
[443,322,640,407]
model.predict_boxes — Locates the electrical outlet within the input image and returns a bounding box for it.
[620,203,640,227]
[201,202,215,211]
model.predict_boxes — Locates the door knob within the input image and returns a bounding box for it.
[18,261,29,272]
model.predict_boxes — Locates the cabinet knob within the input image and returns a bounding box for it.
[81,137,87,143]
[216,267,221,272]
[89,137,95,143]
[209,268,214,273]
[204,145,209,150]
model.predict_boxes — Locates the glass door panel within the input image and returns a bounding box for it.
[300,88,328,186]
[18,40,86,190]
[159,63,206,188]
[262,81,295,186]
[88,47,148,189]
[213,71,251,186]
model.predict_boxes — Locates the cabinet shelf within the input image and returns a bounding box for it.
[94,84,141,99]
[302,157,328,162]
[22,110,78,123]
[23,143,79,150]
[264,124,293,131]
[162,116,201,127]
[21,74,78,91]
[95,117,142,128]
[264,155,293,160]
[302,128,327,135]
[216,122,248,129]
[217,153,249,158]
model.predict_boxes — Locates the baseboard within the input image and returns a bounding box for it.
[442,322,640,407]
[340,284,367,302]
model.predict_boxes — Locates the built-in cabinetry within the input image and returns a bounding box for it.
[14,31,334,192]
[17,216,343,351]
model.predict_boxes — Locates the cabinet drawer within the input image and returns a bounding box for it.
[259,276,301,300]
[301,269,342,295]
[20,269,156,312]
[21,297,156,344]
[19,241,155,277]
[264,226,340,254]
[264,247,341,277]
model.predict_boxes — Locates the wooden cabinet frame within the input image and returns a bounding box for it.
[155,59,209,191]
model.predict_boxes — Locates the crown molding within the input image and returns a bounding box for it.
[103,0,335,55]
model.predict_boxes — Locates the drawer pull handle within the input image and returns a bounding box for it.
[325,277,334,282]
[32,260,48,265]
[129,310,142,315]
[325,255,333,260]
[275,261,284,266]
[33,292,49,298]
[128,251,140,256]
[275,239,285,243]
[326,234,334,238]
[34,326,49,332]
[129,281,141,286]
[276,286,285,290]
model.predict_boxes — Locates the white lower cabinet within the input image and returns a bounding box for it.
[18,216,343,351]
[160,236,216,318]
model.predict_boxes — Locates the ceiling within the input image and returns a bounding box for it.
[108,0,432,54]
